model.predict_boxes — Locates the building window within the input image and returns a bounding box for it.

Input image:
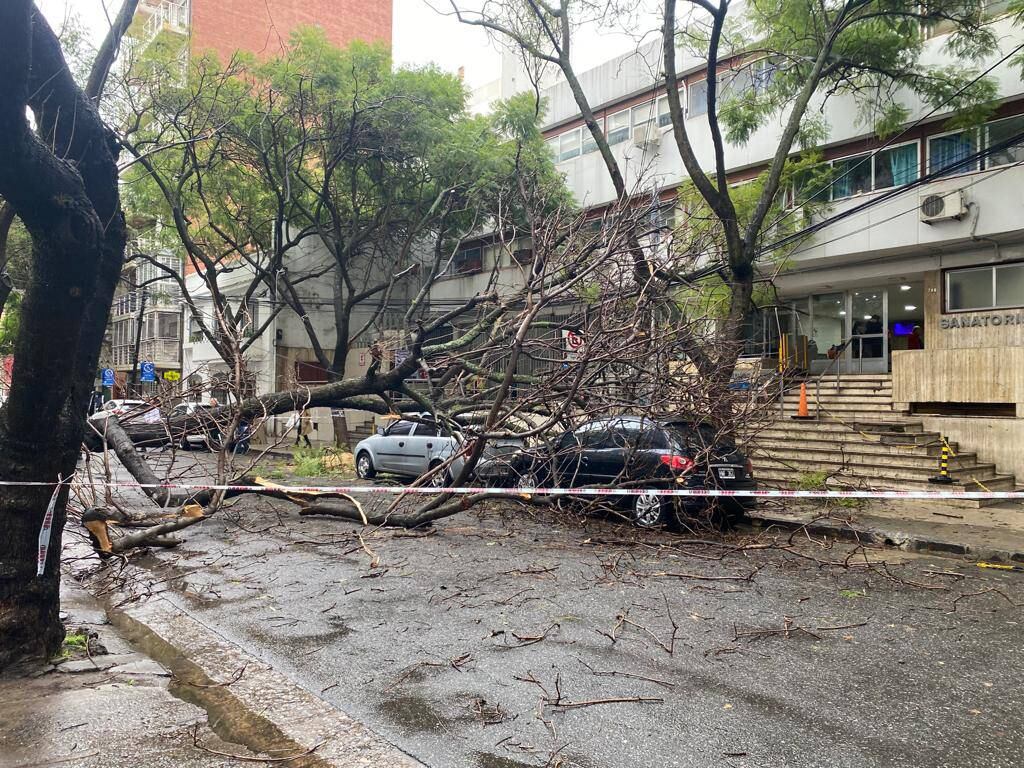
[928,116,1024,178]
[631,101,654,137]
[239,301,259,337]
[750,57,778,94]
[831,153,873,199]
[656,94,678,128]
[688,79,709,118]
[511,248,534,265]
[546,136,559,161]
[158,311,180,339]
[928,130,979,176]
[188,312,203,343]
[985,115,1024,168]
[873,143,919,189]
[582,118,602,154]
[559,130,581,161]
[451,246,483,275]
[607,109,630,144]
[830,141,919,200]
[946,263,1024,311]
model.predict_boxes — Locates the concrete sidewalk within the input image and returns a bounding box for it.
[748,498,1024,563]
[0,556,423,768]
[0,577,273,768]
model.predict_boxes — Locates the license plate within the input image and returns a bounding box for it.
[718,467,736,480]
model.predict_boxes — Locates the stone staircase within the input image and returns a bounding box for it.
[749,373,1016,507]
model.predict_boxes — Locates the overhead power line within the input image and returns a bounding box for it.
[764,39,1024,234]
[758,125,1024,257]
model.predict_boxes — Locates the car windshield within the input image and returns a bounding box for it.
[481,440,525,458]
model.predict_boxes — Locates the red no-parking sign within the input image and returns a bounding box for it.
[562,329,585,361]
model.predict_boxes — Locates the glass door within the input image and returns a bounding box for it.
[802,288,890,374]
[849,289,888,373]
[807,293,845,373]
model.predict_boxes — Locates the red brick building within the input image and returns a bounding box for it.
[191,0,392,60]
[136,0,392,62]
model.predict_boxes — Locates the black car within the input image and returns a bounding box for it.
[508,416,756,529]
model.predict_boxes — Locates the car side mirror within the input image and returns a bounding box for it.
[376,426,385,436]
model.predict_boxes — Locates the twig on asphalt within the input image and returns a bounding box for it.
[190,724,325,763]
[577,659,676,689]
[493,623,560,649]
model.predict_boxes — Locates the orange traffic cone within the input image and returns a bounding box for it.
[791,382,814,420]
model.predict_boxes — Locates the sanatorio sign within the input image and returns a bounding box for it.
[941,311,1024,329]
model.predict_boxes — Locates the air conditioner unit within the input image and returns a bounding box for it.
[632,126,660,148]
[920,190,968,224]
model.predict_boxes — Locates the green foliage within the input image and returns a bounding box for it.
[123,28,568,286]
[671,151,831,318]
[796,470,829,491]
[292,447,327,477]
[62,632,87,648]
[0,292,21,356]
[717,0,1002,146]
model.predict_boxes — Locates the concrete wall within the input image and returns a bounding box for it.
[892,268,1024,478]
[893,347,1024,404]
[918,415,1024,479]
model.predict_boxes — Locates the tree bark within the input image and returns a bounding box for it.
[0,2,134,668]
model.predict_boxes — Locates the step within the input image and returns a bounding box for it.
[780,403,900,416]
[753,468,1015,507]
[810,373,892,382]
[753,455,1004,483]
[781,399,901,411]
[783,391,894,402]
[793,382,893,393]
[774,415,913,428]
[751,420,930,438]
[782,398,896,410]
[750,431,946,451]
[750,440,966,464]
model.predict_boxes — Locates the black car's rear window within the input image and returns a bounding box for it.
[665,422,736,453]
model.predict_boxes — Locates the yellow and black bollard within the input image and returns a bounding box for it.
[928,437,954,484]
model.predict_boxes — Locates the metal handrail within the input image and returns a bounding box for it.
[812,337,854,416]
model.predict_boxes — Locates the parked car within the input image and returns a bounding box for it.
[506,415,756,529]
[88,399,147,422]
[354,416,526,487]
[354,414,466,486]
[170,402,221,450]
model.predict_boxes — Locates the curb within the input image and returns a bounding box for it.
[747,510,1024,564]
[65,538,425,768]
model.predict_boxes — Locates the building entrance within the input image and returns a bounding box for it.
[792,284,924,374]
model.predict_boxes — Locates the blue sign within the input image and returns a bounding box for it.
[140,361,156,383]
[101,368,115,387]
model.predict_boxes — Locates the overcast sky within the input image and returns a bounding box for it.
[35,0,663,88]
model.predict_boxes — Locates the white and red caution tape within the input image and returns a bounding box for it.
[3,478,1024,501]
[36,475,63,577]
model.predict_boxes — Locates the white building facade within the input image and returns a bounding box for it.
[448,15,1024,477]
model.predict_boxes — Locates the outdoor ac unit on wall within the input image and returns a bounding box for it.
[920,189,968,224]
[632,126,660,149]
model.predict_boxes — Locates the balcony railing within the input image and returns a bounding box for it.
[112,339,180,368]
[141,0,188,45]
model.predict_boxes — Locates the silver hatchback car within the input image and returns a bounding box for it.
[354,415,464,487]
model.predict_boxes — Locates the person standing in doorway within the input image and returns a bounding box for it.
[288,411,312,448]
[908,325,923,350]
[866,314,884,357]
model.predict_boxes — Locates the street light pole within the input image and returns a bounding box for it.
[129,286,148,396]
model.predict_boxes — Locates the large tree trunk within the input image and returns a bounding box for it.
[0,1,136,668]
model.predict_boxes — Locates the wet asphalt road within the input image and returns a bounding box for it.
[116,466,1024,768]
